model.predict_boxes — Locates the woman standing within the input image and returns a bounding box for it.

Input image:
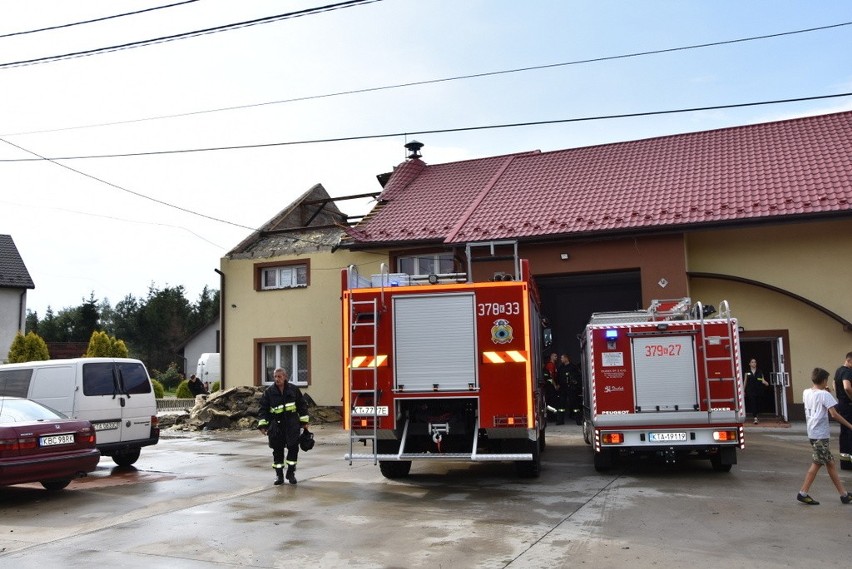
[744,358,769,424]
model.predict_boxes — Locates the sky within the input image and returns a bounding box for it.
[1,0,851,317]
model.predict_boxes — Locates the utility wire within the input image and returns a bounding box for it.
[3,20,849,137]
[0,1,200,39]
[0,136,256,231]
[2,92,850,163]
[0,0,382,70]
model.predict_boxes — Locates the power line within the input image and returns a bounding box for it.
[0,1,200,39]
[2,92,850,163]
[0,0,382,70]
[4,20,849,137]
[0,136,371,250]
[0,136,257,231]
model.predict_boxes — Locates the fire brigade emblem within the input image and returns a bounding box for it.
[491,319,513,344]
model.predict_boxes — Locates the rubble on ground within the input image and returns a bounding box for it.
[159,385,342,431]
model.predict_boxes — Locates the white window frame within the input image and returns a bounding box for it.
[397,252,455,276]
[261,341,309,386]
[261,264,308,290]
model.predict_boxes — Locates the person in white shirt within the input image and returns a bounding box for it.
[797,367,852,505]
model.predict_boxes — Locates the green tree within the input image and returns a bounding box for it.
[137,285,192,371]
[187,286,220,332]
[84,331,129,358]
[7,331,50,363]
[151,362,183,390]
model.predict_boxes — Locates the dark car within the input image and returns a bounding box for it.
[0,397,101,491]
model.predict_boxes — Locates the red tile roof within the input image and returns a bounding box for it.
[349,111,852,245]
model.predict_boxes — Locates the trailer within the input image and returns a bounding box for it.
[341,242,547,478]
[580,298,744,472]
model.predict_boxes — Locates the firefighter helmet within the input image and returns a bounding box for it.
[299,429,315,451]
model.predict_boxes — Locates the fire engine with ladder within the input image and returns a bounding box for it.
[341,241,547,478]
[580,298,745,472]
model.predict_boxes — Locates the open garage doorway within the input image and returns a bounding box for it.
[740,334,790,421]
[536,271,642,363]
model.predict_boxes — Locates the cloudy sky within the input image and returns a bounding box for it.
[1,0,850,317]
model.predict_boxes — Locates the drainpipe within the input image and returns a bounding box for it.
[214,268,225,390]
[18,290,26,331]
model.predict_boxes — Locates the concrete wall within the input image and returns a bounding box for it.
[0,288,26,362]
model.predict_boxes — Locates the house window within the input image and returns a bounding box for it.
[255,260,309,291]
[397,253,455,276]
[261,340,309,386]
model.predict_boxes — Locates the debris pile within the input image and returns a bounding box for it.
[159,385,341,431]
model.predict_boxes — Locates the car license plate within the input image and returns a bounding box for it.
[93,421,120,431]
[40,434,75,447]
[352,406,389,416]
[649,432,687,442]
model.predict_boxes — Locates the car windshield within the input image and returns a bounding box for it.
[0,398,63,423]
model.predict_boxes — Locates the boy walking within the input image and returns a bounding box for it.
[797,367,852,505]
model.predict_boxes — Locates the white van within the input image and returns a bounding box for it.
[196,353,220,391]
[0,358,159,466]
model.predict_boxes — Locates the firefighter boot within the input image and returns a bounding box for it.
[274,467,284,486]
[286,464,297,485]
[556,410,565,425]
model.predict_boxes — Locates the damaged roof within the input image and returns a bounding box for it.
[346,111,852,246]
[227,184,348,259]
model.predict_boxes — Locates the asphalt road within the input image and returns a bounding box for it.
[1,421,849,568]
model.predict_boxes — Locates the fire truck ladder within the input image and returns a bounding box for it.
[696,300,740,416]
[347,293,381,465]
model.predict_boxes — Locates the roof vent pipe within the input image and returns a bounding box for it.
[404,140,424,160]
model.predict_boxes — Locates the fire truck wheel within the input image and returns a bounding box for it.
[516,440,541,478]
[593,449,614,472]
[710,456,733,472]
[538,429,546,453]
[379,460,412,479]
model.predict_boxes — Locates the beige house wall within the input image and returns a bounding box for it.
[686,218,852,407]
[220,250,387,407]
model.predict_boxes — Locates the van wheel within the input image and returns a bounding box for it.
[113,448,141,467]
[41,479,71,491]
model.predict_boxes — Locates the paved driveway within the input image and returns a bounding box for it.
[0,421,848,568]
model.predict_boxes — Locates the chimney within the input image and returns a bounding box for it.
[404,140,424,160]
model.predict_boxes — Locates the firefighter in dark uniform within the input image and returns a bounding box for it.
[558,353,583,425]
[257,368,310,485]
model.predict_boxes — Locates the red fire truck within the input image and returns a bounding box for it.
[580,298,744,472]
[341,242,547,478]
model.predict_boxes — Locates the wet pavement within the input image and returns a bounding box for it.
[1,421,850,568]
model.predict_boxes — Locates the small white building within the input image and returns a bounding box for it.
[0,235,35,362]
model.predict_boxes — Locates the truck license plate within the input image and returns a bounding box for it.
[93,421,120,431]
[649,432,687,442]
[352,406,389,416]
[40,434,75,446]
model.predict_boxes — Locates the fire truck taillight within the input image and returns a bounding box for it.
[713,430,738,442]
[601,432,624,444]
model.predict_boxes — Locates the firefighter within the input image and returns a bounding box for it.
[544,353,566,424]
[558,353,583,425]
[257,368,310,485]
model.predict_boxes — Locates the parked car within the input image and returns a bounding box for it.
[0,397,101,491]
